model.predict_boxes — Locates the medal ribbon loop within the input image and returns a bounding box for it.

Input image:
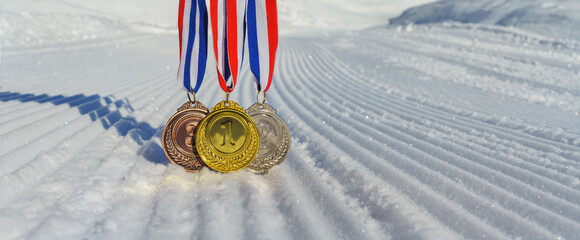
[210,0,247,93]
[246,0,278,93]
[178,0,209,94]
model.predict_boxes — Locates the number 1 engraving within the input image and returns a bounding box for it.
[221,121,235,146]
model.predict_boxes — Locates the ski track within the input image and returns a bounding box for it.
[280,43,545,239]
[280,42,580,238]
[302,40,580,209]
[1,22,580,240]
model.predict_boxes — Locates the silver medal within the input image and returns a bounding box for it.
[246,103,291,173]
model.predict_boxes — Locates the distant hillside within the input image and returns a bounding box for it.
[389,0,580,39]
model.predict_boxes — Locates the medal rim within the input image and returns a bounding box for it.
[196,101,260,173]
[162,101,209,172]
[246,102,291,173]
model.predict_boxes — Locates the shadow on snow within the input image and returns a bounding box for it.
[0,91,168,165]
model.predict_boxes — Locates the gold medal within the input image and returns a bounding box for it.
[162,99,209,172]
[202,0,257,172]
[195,100,260,172]
[246,100,290,173]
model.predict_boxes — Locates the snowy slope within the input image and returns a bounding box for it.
[1,0,580,239]
[389,0,580,39]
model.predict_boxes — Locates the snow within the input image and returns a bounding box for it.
[389,0,580,40]
[1,0,580,239]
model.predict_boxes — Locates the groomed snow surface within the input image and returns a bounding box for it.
[1,0,580,239]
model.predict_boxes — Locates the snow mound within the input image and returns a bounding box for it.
[389,0,580,39]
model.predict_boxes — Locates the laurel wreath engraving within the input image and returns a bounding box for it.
[246,105,291,173]
[196,102,260,172]
[162,101,209,172]
[247,128,290,173]
[164,120,205,172]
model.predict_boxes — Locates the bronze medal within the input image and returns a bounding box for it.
[246,102,291,173]
[196,100,260,173]
[162,101,209,172]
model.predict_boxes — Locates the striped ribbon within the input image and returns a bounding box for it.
[210,0,247,93]
[177,0,209,94]
[247,0,278,93]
